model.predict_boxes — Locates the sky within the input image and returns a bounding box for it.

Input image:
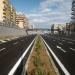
[10,0,72,29]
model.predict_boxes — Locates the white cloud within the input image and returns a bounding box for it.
[26,13,45,18]
[41,8,51,13]
[26,0,72,28]
[16,12,24,15]
[31,19,45,23]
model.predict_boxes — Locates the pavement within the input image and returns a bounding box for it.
[0,35,36,75]
[42,34,75,75]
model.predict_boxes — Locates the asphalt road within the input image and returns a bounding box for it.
[42,34,75,75]
[0,35,36,75]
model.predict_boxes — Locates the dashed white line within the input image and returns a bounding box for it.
[59,43,63,45]
[70,48,75,51]
[62,40,65,42]
[63,38,75,42]
[0,48,6,51]
[6,39,11,41]
[42,38,70,75]
[68,42,73,44]
[0,40,6,43]
[13,42,18,45]
[57,46,66,53]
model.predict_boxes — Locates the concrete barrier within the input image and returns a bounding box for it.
[0,26,27,37]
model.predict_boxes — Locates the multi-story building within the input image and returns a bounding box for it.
[24,17,29,29]
[0,0,11,26]
[16,14,29,29]
[71,0,75,33]
[51,24,65,35]
[10,5,16,27]
[0,0,17,28]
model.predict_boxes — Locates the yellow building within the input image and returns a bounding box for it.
[10,5,16,27]
[0,0,11,26]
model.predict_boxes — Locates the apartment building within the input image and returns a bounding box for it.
[51,24,65,34]
[16,14,29,29]
[0,0,11,26]
[71,0,75,32]
[10,5,16,27]
[0,0,17,28]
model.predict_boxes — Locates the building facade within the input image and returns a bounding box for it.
[51,24,65,35]
[71,0,75,33]
[0,0,17,28]
[10,5,16,27]
[16,14,29,29]
[0,0,11,26]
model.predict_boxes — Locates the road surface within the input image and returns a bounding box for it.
[42,34,75,75]
[0,35,36,75]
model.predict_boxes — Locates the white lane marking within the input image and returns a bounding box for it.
[63,38,75,42]
[6,39,11,41]
[59,43,63,45]
[62,40,65,42]
[8,38,35,75]
[68,42,73,44]
[70,48,75,51]
[0,40,6,43]
[13,42,18,45]
[25,39,36,74]
[42,38,70,75]
[56,46,66,53]
[0,48,6,51]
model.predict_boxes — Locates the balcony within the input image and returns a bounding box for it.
[72,7,75,11]
[11,17,13,19]
[72,3,75,7]
[11,12,13,14]
[3,12,6,15]
[3,16,6,18]
[3,8,6,11]
[71,15,75,19]
[71,11,75,15]
[3,1,6,4]
[71,20,75,24]
[11,14,13,16]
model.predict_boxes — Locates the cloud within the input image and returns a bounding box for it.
[16,12,24,15]
[26,0,72,28]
